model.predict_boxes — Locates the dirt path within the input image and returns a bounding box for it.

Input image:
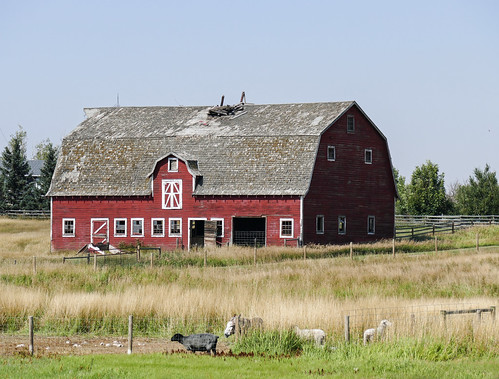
[0,335,232,357]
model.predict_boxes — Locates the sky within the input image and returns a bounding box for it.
[1,0,498,188]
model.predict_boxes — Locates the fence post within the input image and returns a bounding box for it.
[235,316,240,342]
[434,235,438,254]
[350,242,353,260]
[441,310,447,328]
[452,221,455,234]
[253,238,257,266]
[32,256,37,275]
[150,253,154,268]
[93,254,97,271]
[410,313,416,336]
[344,315,350,343]
[87,253,90,265]
[491,306,496,322]
[128,315,133,355]
[29,316,34,356]
[204,250,207,267]
[392,238,395,257]
[476,233,479,252]
[303,246,307,260]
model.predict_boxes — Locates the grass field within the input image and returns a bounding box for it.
[0,217,498,378]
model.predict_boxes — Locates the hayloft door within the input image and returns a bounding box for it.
[91,218,109,244]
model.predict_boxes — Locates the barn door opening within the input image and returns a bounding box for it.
[189,219,206,249]
[232,217,266,246]
[91,218,109,245]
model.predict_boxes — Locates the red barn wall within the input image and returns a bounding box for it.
[51,158,301,251]
[303,105,396,244]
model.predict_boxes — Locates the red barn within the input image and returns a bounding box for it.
[47,101,397,251]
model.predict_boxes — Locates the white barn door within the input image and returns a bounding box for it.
[91,218,109,244]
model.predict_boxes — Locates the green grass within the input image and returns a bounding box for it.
[2,348,498,379]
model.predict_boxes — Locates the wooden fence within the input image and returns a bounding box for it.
[395,215,498,239]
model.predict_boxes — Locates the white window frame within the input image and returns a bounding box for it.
[338,216,346,235]
[347,115,355,133]
[169,218,182,237]
[114,218,127,237]
[151,218,165,237]
[327,145,336,161]
[211,218,224,238]
[162,179,182,209]
[131,218,144,237]
[168,157,178,172]
[280,218,294,238]
[368,216,375,235]
[365,149,373,164]
[316,215,324,234]
[62,218,75,237]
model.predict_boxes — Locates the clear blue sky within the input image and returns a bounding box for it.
[1,0,498,188]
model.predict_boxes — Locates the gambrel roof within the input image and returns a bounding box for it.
[48,101,366,197]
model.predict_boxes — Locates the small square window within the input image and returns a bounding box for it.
[316,215,324,234]
[280,218,293,238]
[169,218,182,237]
[365,149,373,164]
[152,218,165,237]
[168,158,178,172]
[327,146,336,161]
[368,216,375,235]
[347,115,355,133]
[131,218,144,237]
[63,218,75,237]
[114,218,127,237]
[338,216,346,235]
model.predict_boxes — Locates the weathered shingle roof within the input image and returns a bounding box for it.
[48,101,355,197]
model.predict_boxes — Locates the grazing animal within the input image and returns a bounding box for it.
[171,333,219,355]
[363,319,392,345]
[293,326,326,346]
[224,314,263,338]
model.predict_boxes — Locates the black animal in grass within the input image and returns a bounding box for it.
[171,333,219,356]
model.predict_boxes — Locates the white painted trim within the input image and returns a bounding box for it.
[114,218,127,237]
[187,217,207,251]
[62,218,75,237]
[168,218,182,238]
[162,179,183,209]
[131,218,144,237]
[210,217,224,238]
[90,218,109,244]
[151,218,165,237]
[279,218,294,239]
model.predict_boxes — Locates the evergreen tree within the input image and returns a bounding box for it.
[454,164,499,215]
[38,143,58,210]
[0,127,32,210]
[407,160,452,215]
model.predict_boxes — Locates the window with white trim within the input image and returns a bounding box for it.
[169,218,182,237]
[280,218,294,238]
[114,218,127,237]
[338,216,346,235]
[168,157,178,172]
[368,216,375,235]
[211,218,224,237]
[347,115,355,133]
[316,215,324,234]
[152,218,165,237]
[327,146,336,161]
[63,218,75,237]
[365,149,373,164]
[162,179,182,209]
[131,218,144,237]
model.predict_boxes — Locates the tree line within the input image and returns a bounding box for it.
[0,127,58,211]
[394,161,499,215]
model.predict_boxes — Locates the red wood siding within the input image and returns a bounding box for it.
[51,157,301,251]
[303,105,396,244]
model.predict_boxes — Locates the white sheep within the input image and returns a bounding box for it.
[293,326,326,346]
[363,319,392,345]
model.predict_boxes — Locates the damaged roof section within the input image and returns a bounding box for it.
[48,101,356,198]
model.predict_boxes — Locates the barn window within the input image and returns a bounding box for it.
[338,216,346,235]
[131,218,144,237]
[368,216,375,235]
[152,218,165,237]
[327,146,336,161]
[63,218,75,237]
[114,218,127,237]
[365,149,373,164]
[347,115,355,133]
[280,218,294,238]
[211,218,224,237]
[316,215,324,234]
[168,157,178,172]
[162,179,182,209]
[169,218,182,237]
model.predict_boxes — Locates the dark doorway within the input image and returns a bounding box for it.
[232,217,266,246]
[190,220,205,249]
